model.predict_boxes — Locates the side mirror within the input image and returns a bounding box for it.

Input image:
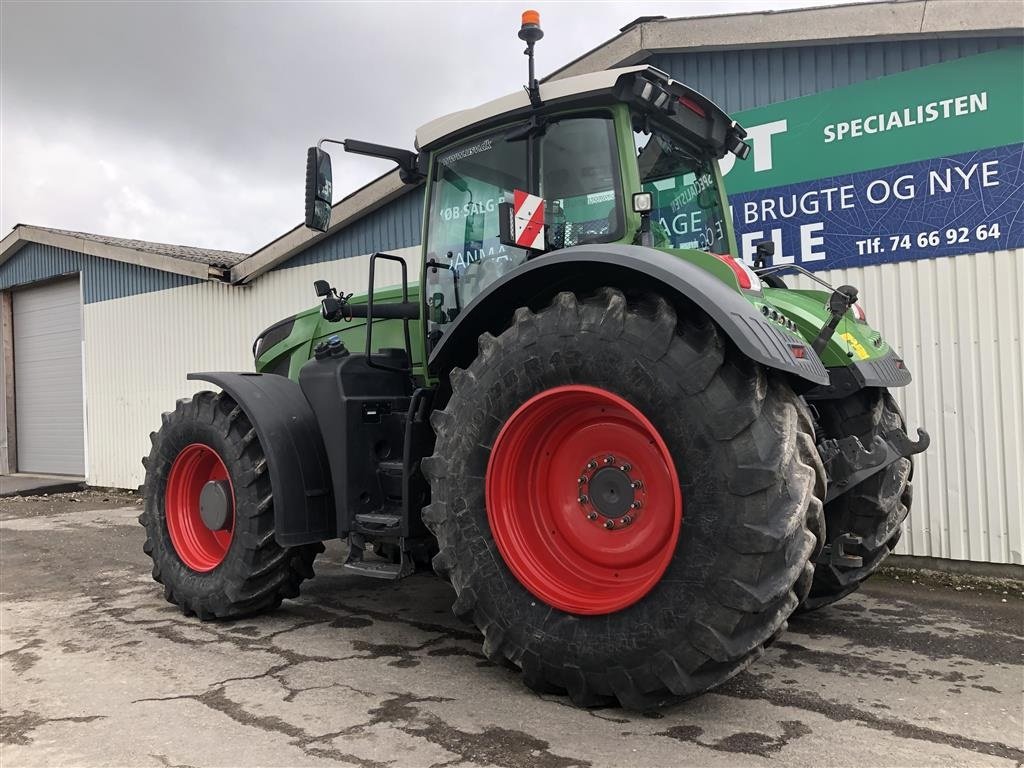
[305,147,333,232]
[313,279,332,298]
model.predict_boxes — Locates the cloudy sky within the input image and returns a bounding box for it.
[2,0,855,254]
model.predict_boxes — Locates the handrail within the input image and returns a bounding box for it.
[366,252,416,374]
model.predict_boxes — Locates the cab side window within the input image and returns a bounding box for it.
[540,116,622,247]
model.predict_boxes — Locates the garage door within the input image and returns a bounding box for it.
[13,277,85,475]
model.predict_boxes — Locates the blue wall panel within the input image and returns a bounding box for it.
[648,37,1021,113]
[0,243,199,303]
[273,187,424,273]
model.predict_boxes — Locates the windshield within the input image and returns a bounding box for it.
[426,132,529,325]
[426,114,623,327]
[633,122,729,253]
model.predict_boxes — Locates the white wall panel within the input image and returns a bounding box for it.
[82,245,1022,564]
[794,248,1023,565]
[82,248,418,490]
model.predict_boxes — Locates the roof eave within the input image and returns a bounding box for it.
[546,0,1024,82]
[0,225,213,280]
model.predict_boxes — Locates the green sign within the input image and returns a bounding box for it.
[722,46,1024,194]
[712,46,1024,269]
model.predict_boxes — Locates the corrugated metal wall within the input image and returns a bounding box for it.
[793,248,1023,565]
[77,242,1023,564]
[648,37,1021,113]
[82,247,419,489]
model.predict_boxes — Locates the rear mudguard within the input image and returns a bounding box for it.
[762,286,913,399]
[804,350,913,400]
[188,372,335,546]
[428,244,829,387]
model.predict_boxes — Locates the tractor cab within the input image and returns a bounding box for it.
[418,77,752,328]
[305,56,755,338]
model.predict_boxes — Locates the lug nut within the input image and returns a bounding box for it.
[604,519,615,530]
[578,476,587,485]
[630,501,642,510]
[604,456,616,465]
[620,463,632,472]
[586,461,597,471]
[620,515,633,526]
[578,495,589,504]
[586,512,598,521]
[630,480,643,490]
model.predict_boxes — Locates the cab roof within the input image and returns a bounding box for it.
[414,64,736,152]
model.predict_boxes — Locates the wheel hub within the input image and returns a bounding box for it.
[199,480,233,531]
[581,464,638,525]
[486,385,684,615]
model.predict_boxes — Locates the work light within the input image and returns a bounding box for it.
[632,192,653,213]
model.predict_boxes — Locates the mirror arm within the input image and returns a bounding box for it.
[321,138,425,183]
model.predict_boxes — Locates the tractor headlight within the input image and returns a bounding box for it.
[252,316,296,361]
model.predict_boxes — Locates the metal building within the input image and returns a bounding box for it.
[1,0,1021,568]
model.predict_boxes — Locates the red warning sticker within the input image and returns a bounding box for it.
[512,189,545,249]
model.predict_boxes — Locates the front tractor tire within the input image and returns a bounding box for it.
[140,391,322,619]
[802,389,914,610]
[423,289,825,709]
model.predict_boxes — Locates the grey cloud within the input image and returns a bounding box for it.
[2,0,854,252]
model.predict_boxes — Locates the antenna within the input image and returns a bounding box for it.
[519,10,543,108]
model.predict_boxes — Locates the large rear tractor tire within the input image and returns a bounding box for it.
[422,289,825,709]
[802,389,913,611]
[140,390,322,619]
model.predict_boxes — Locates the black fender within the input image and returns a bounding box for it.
[187,372,335,546]
[428,244,829,386]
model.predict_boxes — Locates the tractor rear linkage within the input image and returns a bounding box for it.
[819,427,930,505]
[815,426,930,572]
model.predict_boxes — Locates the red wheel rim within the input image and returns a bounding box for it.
[165,443,235,572]
[486,385,683,615]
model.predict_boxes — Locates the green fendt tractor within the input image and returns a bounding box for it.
[140,13,929,708]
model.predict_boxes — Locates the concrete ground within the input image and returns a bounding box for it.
[1,492,1021,768]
